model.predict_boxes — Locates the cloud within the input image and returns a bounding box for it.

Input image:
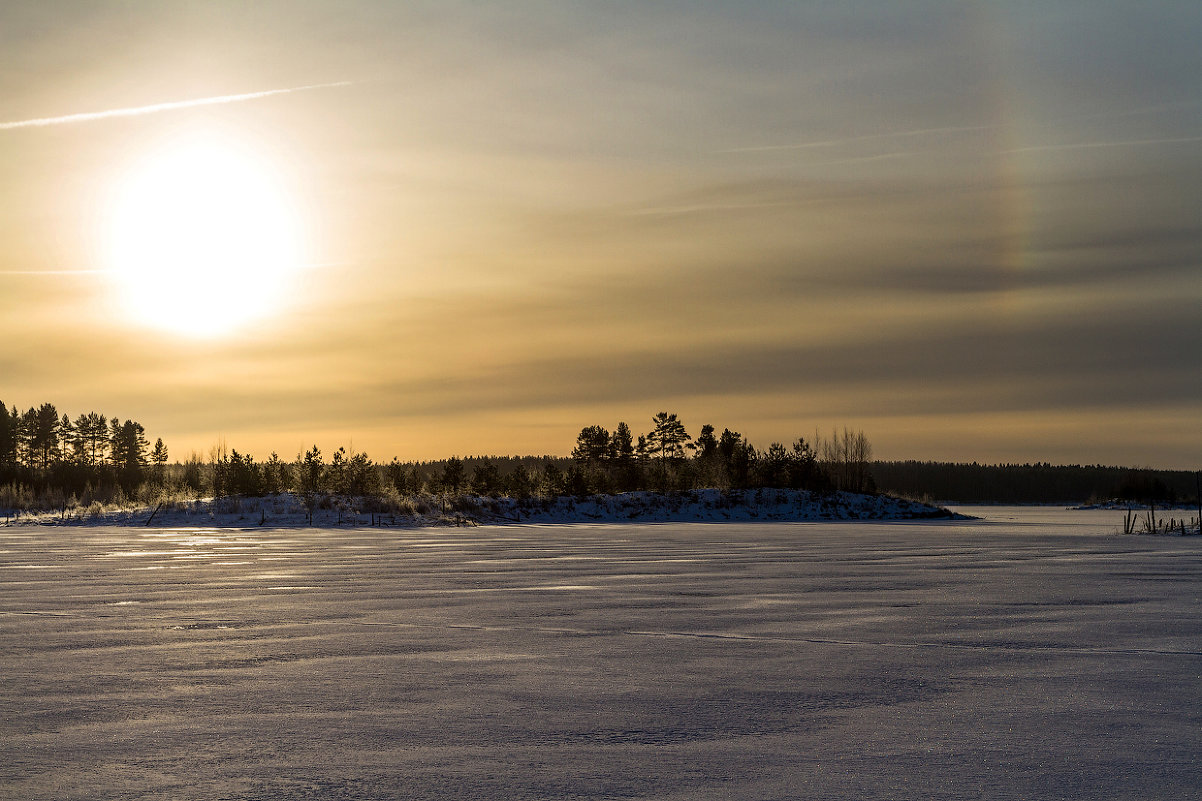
[1004,136,1202,154]
[0,269,105,275]
[719,125,993,153]
[255,293,1193,423]
[0,81,352,131]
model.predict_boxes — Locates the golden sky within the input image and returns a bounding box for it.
[2,2,1200,468]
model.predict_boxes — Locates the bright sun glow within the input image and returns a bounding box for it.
[104,132,304,337]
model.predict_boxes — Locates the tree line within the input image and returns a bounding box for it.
[0,399,167,509]
[7,399,1195,515]
[388,416,872,499]
[559,414,871,496]
[871,460,1200,505]
[150,415,874,505]
[1,402,879,513]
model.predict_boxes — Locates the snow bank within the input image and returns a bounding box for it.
[1,488,956,529]
[473,489,956,524]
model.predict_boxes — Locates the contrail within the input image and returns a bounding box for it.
[0,81,353,131]
[1,260,349,276]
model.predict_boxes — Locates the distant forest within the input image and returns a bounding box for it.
[871,461,1200,505]
[1,399,1196,513]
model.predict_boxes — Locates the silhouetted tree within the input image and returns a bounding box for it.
[472,459,501,497]
[327,447,350,494]
[789,437,825,490]
[151,438,168,467]
[717,428,755,489]
[540,462,563,496]
[345,451,379,496]
[571,425,612,465]
[440,456,465,493]
[691,424,718,460]
[71,412,109,467]
[817,427,874,493]
[67,413,89,464]
[298,446,324,495]
[58,413,75,464]
[688,423,721,487]
[386,458,410,494]
[109,419,148,490]
[25,403,61,468]
[611,423,634,462]
[262,452,290,495]
[558,463,584,497]
[182,452,205,494]
[757,442,792,488]
[228,450,263,496]
[150,438,168,486]
[506,463,534,499]
[647,412,689,461]
[608,422,640,491]
[646,412,689,489]
[0,401,16,465]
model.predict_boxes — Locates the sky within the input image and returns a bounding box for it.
[2,1,1200,468]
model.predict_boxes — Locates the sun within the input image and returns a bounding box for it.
[103,131,305,337]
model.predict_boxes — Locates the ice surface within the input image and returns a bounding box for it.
[2,508,1200,799]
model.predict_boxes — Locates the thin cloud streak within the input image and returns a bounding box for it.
[720,125,993,153]
[0,269,105,275]
[631,200,801,217]
[1,259,354,276]
[1005,135,1202,153]
[0,81,353,131]
[1071,98,1202,121]
[632,154,913,216]
[801,151,914,167]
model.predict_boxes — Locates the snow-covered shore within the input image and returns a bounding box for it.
[1,488,958,528]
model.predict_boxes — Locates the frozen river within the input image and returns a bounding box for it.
[2,508,1200,799]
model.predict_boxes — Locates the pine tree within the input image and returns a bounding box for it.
[718,429,754,489]
[386,458,409,494]
[506,464,533,499]
[298,446,324,495]
[610,422,639,492]
[262,452,290,495]
[571,426,611,465]
[0,401,16,465]
[109,419,148,490]
[647,412,689,461]
[150,438,169,486]
[611,423,634,464]
[472,459,501,497]
[328,447,349,494]
[25,403,61,468]
[346,451,379,496]
[151,438,169,467]
[440,456,465,493]
[59,414,76,464]
[644,412,688,491]
[691,424,718,460]
[71,412,109,466]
